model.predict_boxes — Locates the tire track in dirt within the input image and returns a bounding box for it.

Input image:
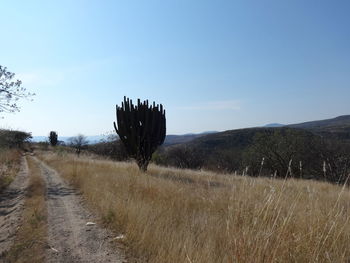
[33,157,125,263]
[0,157,29,256]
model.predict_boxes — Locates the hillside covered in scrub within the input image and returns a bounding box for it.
[153,116,350,178]
[288,115,350,140]
[88,115,350,184]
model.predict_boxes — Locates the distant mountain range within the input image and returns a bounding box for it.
[31,131,218,145]
[187,115,350,150]
[31,115,350,146]
[31,135,108,144]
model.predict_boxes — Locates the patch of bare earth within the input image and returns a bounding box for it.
[33,157,125,263]
[0,157,29,256]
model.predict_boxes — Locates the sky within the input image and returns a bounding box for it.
[1,0,350,136]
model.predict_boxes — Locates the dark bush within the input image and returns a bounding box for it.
[89,137,128,161]
[0,129,32,149]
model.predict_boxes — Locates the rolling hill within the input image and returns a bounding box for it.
[163,131,217,146]
[288,115,350,129]
[288,115,350,140]
[174,115,350,151]
[156,115,350,180]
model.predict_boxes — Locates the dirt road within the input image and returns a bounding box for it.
[0,157,29,256]
[33,157,125,263]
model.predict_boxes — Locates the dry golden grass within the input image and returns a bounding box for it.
[39,152,350,262]
[0,149,22,192]
[3,156,47,263]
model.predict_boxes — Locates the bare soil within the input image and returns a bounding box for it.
[0,157,29,256]
[33,157,126,263]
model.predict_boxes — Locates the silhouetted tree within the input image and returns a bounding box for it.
[0,66,34,114]
[114,97,166,172]
[49,131,58,146]
[69,134,89,156]
[0,129,32,149]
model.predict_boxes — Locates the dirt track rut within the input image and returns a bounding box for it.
[33,157,125,263]
[0,157,29,255]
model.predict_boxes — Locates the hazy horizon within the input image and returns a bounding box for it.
[1,1,350,136]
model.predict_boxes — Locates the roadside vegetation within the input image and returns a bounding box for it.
[0,129,31,192]
[2,157,47,262]
[0,149,22,192]
[39,151,350,262]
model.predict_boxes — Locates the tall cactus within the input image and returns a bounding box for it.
[114,96,166,172]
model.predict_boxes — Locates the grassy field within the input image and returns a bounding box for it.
[0,149,22,192]
[39,151,350,262]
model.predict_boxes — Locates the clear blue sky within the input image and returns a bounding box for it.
[1,0,350,136]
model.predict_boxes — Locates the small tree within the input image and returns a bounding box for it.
[0,66,34,114]
[69,134,89,156]
[49,131,58,146]
[114,96,166,172]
